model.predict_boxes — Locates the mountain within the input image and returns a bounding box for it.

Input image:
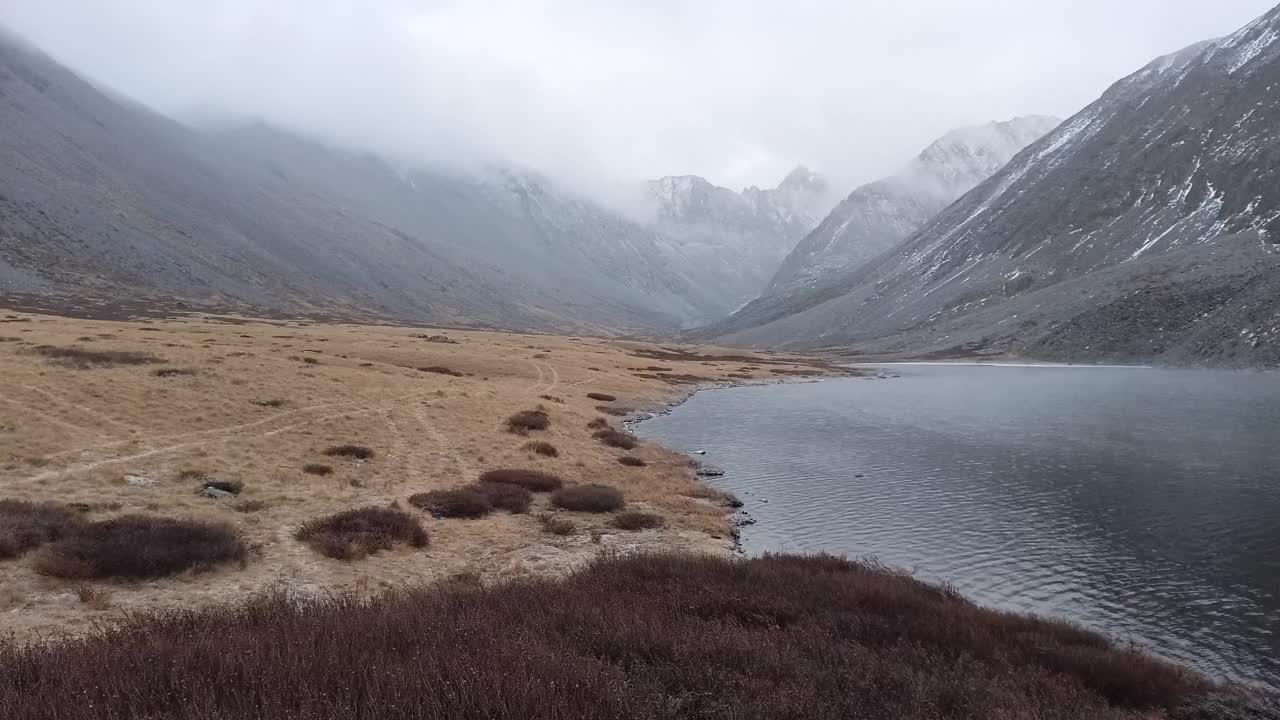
[766,116,1060,294]
[646,167,834,311]
[0,31,722,333]
[702,5,1280,367]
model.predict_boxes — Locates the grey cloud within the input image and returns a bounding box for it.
[2,0,1274,193]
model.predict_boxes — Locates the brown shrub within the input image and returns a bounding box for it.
[595,405,633,417]
[592,428,638,450]
[35,515,246,579]
[611,511,664,531]
[302,463,334,476]
[231,500,269,514]
[301,357,321,365]
[152,368,197,378]
[478,469,563,493]
[586,392,617,402]
[617,456,646,467]
[0,500,84,559]
[506,409,550,435]
[251,399,286,408]
[0,553,1210,720]
[471,482,533,514]
[408,489,492,519]
[418,366,463,377]
[295,507,427,560]
[538,394,564,404]
[586,417,611,430]
[551,485,625,513]
[537,514,576,536]
[198,479,243,495]
[30,346,164,369]
[324,444,375,460]
[521,441,559,457]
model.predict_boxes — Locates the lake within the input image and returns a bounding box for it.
[635,365,1280,690]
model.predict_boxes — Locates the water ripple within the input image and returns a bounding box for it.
[638,366,1280,690]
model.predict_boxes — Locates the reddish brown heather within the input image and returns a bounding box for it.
[295,507,428,560]
[408,489,494,519]
[478,469,563,492]
[551,484,625,513]
[0,500,84,559]
[592,428,638,450]
[471,482,533,514]
[521,441,559,457]
[0,554,1219,720]
[505,409,550,435]
[34,515,246,579]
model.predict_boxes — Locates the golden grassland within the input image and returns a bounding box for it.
[0,310,849,640]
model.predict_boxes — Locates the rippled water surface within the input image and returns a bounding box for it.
[636,365,1280,689]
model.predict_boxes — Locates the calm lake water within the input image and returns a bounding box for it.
[636,365,1280,690]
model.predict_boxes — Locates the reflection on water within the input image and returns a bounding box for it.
[636,366,1280,690]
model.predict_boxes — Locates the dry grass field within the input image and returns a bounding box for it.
[0,310,849,640]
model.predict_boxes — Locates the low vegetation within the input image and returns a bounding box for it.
[537,514,575,536]
[617,456,646,467]
[551,485,625,513]
[408,488,493,519]
[521,440,559,457]
[586,417,611,430]
[505,409,550,435]
[592,428,638,450]
[302,463,334,476]
[0,553,1221,720]
[538,394,564,404]
[478,469,563,492]
[586,392,617,402]
[323,444,375,460]
[34,515,246,580]
[0,500,84,559]
[612,511,664,531]
[199,479,243,495]
[295,507,428,560]
[418,366,463,377]
[251,398,286,408]
[30,345,164,369]
[471,482,533,514]
[595,405,633,417]
[152,367,198,378]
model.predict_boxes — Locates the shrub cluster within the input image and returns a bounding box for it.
[418,366,463,377]
[35,515,246,579]
[551,485,625,513]
[521,441,559,457]
[506,409,550,435]
[30,346,165,369]
[323,445,375,460]
[592,428,638,450]
[478,469,563,492]
[0,500,84,559]
[617,456,646,467]
[612,511,664,531]
[0,554,1215,720]
[295,507,428,560]
[585,392,617,402]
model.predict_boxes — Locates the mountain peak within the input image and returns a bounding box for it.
[777,165,827,194]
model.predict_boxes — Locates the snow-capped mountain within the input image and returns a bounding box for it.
[767,116,1060,293]
[703,4,1280,367]
[646,167,835,311]
[0,30,723,333]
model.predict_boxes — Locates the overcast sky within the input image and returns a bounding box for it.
[2,1,1275,194]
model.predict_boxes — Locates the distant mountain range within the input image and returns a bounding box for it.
[701,4,1280,367]
[645,167,835,310]
[767,117,1059,294]
[0,30,724,333]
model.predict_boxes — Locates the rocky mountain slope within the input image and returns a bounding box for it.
[646,167,834,310]
[766,117,1060,294]
[0,30,722,333]
[703,4,1280,367]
